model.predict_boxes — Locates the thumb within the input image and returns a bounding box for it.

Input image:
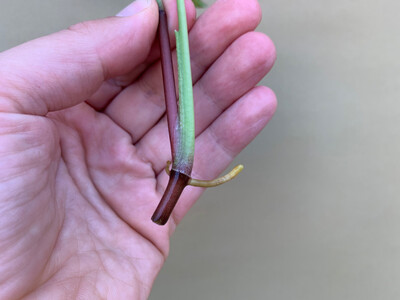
[0,0,158,115]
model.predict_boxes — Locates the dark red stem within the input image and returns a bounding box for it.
[152,170,190,225]
[152,6,189,226]
[159,8,178,158]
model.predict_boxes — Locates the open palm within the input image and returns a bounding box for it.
[0,0,276,298]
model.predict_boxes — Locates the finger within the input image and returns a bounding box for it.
[163,86,277,225]
[136,32,276,173]
[105,0,262,142]
[86,0,197,111]
[0,0,158,115]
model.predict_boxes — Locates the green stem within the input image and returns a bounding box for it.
[173,0,195,176]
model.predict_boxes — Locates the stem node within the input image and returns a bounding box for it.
[165,161,244,188]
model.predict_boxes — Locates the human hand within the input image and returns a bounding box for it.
[0,0,276,298]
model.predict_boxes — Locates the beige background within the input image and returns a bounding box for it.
[1,0,400,299]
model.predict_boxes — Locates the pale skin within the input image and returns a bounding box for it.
[0,0,276,298]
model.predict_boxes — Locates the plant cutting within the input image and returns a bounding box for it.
[152,0,243,225]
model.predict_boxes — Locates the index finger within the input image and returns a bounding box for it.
[0,0,158,115]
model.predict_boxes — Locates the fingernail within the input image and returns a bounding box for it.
[117,0,151,17]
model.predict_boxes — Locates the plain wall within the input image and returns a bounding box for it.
[1,0,400,299]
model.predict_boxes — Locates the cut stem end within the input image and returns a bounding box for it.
[152,169,190,225]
